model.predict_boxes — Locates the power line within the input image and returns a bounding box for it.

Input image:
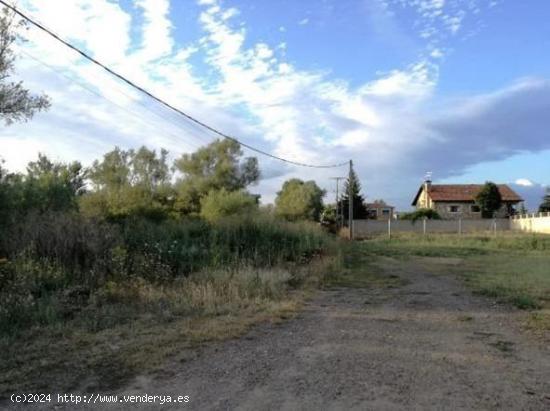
[2,0,349,169]
[18,49,209,153]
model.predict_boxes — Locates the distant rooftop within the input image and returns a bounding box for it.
[412,184,523,206]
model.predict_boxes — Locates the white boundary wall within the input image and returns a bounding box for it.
[352,218,510,238]
[510,213,550,234]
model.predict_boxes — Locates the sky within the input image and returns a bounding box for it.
[1,0,550,210]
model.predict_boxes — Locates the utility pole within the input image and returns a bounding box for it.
[349,159,354,240]
[330,177,346,229]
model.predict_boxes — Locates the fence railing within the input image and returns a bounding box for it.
[510,213,550,234]
[352,218,510,239]
[511,212,550,220]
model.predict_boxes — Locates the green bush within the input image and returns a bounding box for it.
[199,189,258,222]
[400,208,441,222]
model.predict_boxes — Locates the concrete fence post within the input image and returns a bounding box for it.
[458,218,462,236]
[388,218,391,240]
[493,218,497,236]
[423,217,427,236]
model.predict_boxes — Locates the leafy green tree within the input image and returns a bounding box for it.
[88,147,130,190]
[519,202,528,215]
[0,154,85,228]
[83,146,173,220]
[475,182,502,218]
[319,204,339,233]
[539,188,550,212]
[320,204,337,226]
[129,146,170,188]
[0,7,50,124]
[173,139,259,214]
[275,179,325,222]
[23,154,85,213]
[338,167,368,221]
[200,189,259,223]
[0,158,17,226]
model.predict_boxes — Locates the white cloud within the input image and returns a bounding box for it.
[430,48,444,59]
[390,0,496,61]
[133,0,174,63]
[515,179,534,187]
[21,0,132,65]
[298,18,310,26]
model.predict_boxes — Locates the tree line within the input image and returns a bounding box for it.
[0,140,343,225]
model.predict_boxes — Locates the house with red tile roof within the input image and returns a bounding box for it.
[412,180,523,219]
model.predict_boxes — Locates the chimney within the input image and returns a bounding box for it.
[423,172,432,208]
[424,179,432,192]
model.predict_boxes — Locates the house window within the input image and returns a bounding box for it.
[448,205,460,213]
[382,209,390,216]
[471,205,481,213]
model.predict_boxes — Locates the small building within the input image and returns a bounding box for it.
[412,181,523,219]
[366,200,395,220]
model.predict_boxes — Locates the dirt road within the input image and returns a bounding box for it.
[38,257,550,409]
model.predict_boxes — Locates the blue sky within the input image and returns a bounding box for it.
[1,0,549,210]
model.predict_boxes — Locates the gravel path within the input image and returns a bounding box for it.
[30,257,550,410]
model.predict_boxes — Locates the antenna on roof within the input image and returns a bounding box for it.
[424,171,433,182]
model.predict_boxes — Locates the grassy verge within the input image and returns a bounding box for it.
[324,243,406,289]
[358,233,550,332]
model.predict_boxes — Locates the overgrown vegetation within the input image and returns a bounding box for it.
[0,140,339,396]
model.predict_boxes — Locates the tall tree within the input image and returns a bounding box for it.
[539,188,550,213]
[88,146,170,190]
[0,154,85,225]
[0,7,50,124]
[475,182,502,218]
[519,202,528,215]
[83,146,173,220]
[173,139,259,214]
[0,158,17,226]
[338,166,368,220]
[275,179,325,222]
[24,153,85,213]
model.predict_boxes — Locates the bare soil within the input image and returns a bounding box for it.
[11,257,550,410]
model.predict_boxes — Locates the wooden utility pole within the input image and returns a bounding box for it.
[349,160,354,240]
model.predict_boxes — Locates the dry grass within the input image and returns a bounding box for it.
[0,256,337,398]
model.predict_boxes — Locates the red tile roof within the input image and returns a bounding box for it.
[412,184,523,206]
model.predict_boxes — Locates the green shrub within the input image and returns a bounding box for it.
[199,189,258,223]
[400,208,441,222]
